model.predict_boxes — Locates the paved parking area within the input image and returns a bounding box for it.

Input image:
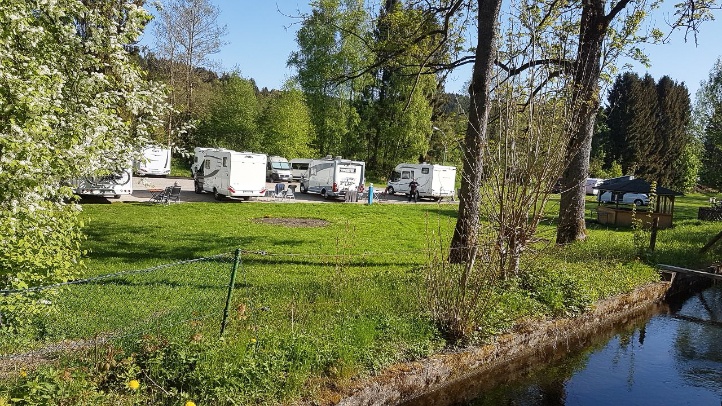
[80,176,455,205]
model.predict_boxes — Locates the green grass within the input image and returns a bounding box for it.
[3,195,722,405]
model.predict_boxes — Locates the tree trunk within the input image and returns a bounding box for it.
[449,0,502,263]
[556,0,606,245]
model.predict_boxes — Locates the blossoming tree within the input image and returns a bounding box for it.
[0,0,168,332]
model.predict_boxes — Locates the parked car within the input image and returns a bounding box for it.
[599,191,649,206]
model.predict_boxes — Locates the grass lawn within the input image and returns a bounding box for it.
[3,194,721,405]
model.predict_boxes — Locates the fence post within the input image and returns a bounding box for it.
[220,248,241,336]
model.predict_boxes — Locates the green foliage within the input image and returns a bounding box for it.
[258,85,315,158]
[194,73,260,151]
[701,104,722,189]
[601,72,692,186]
[0,0,168,333]
[520,266,594,316]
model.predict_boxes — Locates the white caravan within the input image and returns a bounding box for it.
[193,149,267,200]
[289,158,312,181]
[299,156,365,199]
[386,163,456,200]
[71,165,133,198]
[266,156,293,182]
[191,147,212,177]
[134,146,171,176]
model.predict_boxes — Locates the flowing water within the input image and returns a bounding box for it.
[406,284,722,406]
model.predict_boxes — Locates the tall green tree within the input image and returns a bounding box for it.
[697,58,722,188]
[603,73,691,188]
[194,73,260,151]
[258,86,315,158]
[0,0,168,332]
[655,75,692,188]
[701,105,722,189]
[288,0,368,158]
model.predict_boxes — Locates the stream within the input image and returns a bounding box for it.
[404,284,722,405]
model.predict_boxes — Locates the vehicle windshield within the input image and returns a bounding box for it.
[271,162,291,170]
[390,171,401,182]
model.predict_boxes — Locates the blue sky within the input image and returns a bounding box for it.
[139,1,721,99]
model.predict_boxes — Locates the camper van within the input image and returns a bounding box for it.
[193,149,267,200]
[299,156,365,200]
[191,147,212,177]
[266,156,292,182]
[71,165,133,198]
[134,146,171,176]
[386,163,456,200]
[289,158,312,181]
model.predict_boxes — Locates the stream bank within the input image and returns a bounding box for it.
[312,281,671,406]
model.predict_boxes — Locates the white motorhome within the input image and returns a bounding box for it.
[289,158,312,181]
[386,163,456,200]
[134,146,171,176]
[193,149,267,200]
[191,147,212,177]
[266,156,292,182]
[299,156,365,199]
[71,165,133,198]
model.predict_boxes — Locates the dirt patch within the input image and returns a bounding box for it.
[254,217,330,227]
[306,281,671,406]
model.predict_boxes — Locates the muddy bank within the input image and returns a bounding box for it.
[318,281,670,406]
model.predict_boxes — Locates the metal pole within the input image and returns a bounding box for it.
[220,248,241,336]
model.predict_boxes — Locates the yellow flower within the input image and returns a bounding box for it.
[185,401,197,406]
[127,379,140,390]
[19,369,27,378]
[250,338,257,344]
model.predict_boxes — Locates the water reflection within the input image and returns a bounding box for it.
[406,285,722,406]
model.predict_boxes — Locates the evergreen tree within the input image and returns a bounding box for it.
[603,72,691,188]
[701,105,722,189]
[656,76,692,187]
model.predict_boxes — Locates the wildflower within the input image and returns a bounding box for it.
[19,369,27,378]
[250,338,257,344]
[185,401,196,406]
[127,379,140,390]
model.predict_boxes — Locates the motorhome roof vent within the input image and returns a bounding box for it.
[335,156,342,160]
[325,155,333,159]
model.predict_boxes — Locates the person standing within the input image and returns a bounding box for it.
[408,179,419,203]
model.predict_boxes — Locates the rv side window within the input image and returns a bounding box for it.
[401,171,411,180]
[223,157,227,167]
[422,168,429,174]
[292,163,308,170]
[204,159,210,169]
[194,156,198,163]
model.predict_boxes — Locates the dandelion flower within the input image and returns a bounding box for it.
[128,379,140,390]
[185,401,196,406]
[250,338,257,344]
[19,369,27,378]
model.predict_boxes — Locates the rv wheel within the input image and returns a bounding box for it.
[113,195,121,199]
[213,188,223,201]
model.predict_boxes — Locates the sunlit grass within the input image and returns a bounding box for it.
[4,193,721,404]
